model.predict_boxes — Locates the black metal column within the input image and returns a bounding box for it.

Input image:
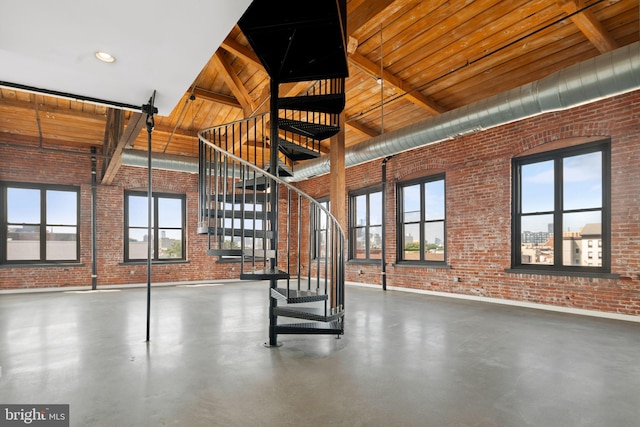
[91,147,98,290]
[268,78,280,347]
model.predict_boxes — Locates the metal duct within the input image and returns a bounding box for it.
[121,149,198,173]
[290,41,640,182]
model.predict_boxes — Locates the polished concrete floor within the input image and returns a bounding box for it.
[1,281,639,427]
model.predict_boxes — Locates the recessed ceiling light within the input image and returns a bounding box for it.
[95,51,116,63]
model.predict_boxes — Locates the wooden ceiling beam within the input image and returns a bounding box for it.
[211,51,256,116]
[347,0,397,35]
[220,35,263,69]
[349,52,445,116]
[191,86,242,109]
[346,119,380,138]
[102,112,145,185]
[558,0,618,53]
[101,108,125,175]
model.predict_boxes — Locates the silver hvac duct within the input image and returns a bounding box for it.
[290,41,640,182]
[121,149,198,173]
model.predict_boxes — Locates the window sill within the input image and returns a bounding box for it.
[348,259,383,265]
[505,268,619,279]
[392,262,451,269]
[121,260,189,266]
[0,262,84,269]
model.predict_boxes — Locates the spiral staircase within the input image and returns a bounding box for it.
[197,0,349,346]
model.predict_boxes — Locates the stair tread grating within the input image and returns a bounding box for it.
[278,93,345,114]
[279,118,340,141]
[271,287,328,303]
[273,306,344,322]
[240,269,289,280]
[275,321,344,335]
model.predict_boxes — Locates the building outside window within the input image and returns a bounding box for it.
[125,191,185,261]
[312,198,330,259]
[2,183,79,263]
[349,187,382,260]
[397,174,445,263]
[512,140,609,272]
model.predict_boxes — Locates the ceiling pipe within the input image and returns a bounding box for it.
[290,41,640,182]
[121,149,198,173]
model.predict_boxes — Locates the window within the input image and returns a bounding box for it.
[512,141,610,272]
[397,174,446,263]
[1,183,79,263]
[125,191,185,261]
[311,198,330,259]
[349,187,382,260]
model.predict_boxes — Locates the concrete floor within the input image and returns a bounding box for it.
[1,281,639,427]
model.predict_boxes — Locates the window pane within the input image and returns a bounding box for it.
[403,184,420,222]
[129,196,150,227]
[47,190,77,225]
[520,214,553,265]
[563,152,602,210]
[355,195,366,226]
[403,223,420,260]
[369,192,382,226]
[128,228,153,259]
[425,221,444,261]
[425,180,445,220]
[8,188,40,223]
[562,212,601,266]
[354,228,366,259]
[46,226,77,260]
[521,161,554,213]
[7,225,40,260]
[369,226,382,259]
[158,229,183,259]
[158,198,182,227]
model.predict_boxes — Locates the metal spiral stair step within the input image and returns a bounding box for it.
[271,287,328,303]
[279,118,340,141]
[274,321,344,335]
[278,138,321,161]
[272,306,344,322]
[278,93,346,114]
[199,227,274,239]
[240,269,290,280]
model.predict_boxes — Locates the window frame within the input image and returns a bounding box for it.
[311,197,330,260]
[1,182,80,264]
[124,190,186,262]
[396,173,447,265]
[348,185,383,262]
[511,140,611,274]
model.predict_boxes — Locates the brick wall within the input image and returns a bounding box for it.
[296,90,640,316]
[0,140,237,289]
[1,90,638,317]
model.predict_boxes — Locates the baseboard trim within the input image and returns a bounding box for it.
[346,281,640,323]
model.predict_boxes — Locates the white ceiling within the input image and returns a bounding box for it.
[0,0,253,115]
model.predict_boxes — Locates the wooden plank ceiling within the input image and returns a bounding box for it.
[0,0,637,171]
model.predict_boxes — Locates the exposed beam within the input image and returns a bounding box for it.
[346,119,380,138]
[101,108,125,178]
[102,112,145,185]
[191,87,242,109]
[212,51,256,116]
[347,0,397,35]
[558,0,618,53]
[349,52,446,115]
[221,36,263,69]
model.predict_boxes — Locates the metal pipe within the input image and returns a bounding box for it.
[91,147,98,290]
[381,155,392,291]
[291,42,640,181]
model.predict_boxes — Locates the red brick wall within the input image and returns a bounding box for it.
[0,141,237,289]
[296,90,640,316]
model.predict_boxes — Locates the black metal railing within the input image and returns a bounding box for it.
[198,113,345,317]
